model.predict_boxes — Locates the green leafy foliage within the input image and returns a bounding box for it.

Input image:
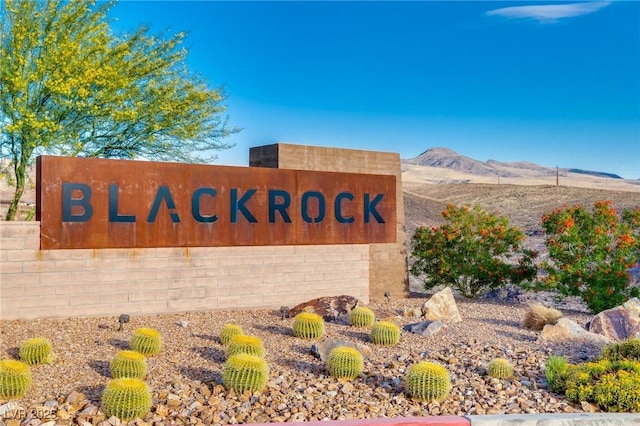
[370,321,400,346]
[101,378,152,420]
[539,201,640,313]
[19,337,55,365]
[544,355,570,394]
[219,324,244,346]
[487,358,514,379]
[405,361,451,402]
[0,359,32,399]
[349,307,375,328]
[227,335,265,358]
[327,347,364,380]
[0,0,238,220]
[130,328,162,356]
[110,350,147,379]
[601,338,640,362]
[292,312,325,340]
[411,204,537,298]
[223,353,269,393]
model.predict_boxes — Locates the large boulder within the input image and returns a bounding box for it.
[421,287,462,323]
[588,298,640,341]
[287,295,360,322]
[539,318,612,346]
[403,320,448,337]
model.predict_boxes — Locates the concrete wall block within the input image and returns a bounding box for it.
[54,304,114,318]
[188,247,231,257]
[229,265,273,276]
[1,307,56,321]
[156,247,191,258]
[0,222,40,238]
[100,248,157,259]
[168,297,218,311]
[119,300,167,314]
[1,272,40,286]
[43,294,71,307]
[177,287,207,299]
[156,268,208,280]
[100,270,155,282]
[5,249,41,262]
[38,250,73,260]
[55,282,104,295]
[205,287,230,297]
[99,293,129,304]
[1,296,39,309]
[0,262,23,273]
[1,285,49,298]
[303,272,326,282]
[0,238,27,249]
[22,260,57,273]
[54,259,88,272]
[23,239,40,250]
[127,291,158,302]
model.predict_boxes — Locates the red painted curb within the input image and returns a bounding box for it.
[250,416,470,426]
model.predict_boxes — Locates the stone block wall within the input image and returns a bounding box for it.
[250,143,409,298]
[0,222,369,320]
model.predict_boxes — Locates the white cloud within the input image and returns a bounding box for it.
[486,1,611,23]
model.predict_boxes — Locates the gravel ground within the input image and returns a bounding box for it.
[0,295,601,425]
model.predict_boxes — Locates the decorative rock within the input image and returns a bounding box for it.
[539,318,612,345]
[311,338,372,362]
[0,402,20,418]
[402,307,423,318]
[287,295,361,321]
[421,287,462,323]
[66,391,85,405]
[403,321,448,337]
[588,297,640,341]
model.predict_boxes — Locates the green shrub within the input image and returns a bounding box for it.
[350,307,375,327]
[405,361,451,402]
[223,353,269,393]
[110,350,147,379]
[227,335,265,358]
[370,321,400,346]
[601,338,640,362]
[292,312,325,340]
[327,347,364,380]
[220,324,244,346]
[545,355,570,394]
[539,201,640,314]
[487,358,513,379]
[0,359,32,399]
[411,204,537,298]
[130,328,162,356]
[19,337,55,365]
[101,378,152,420]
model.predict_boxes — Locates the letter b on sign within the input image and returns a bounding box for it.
[62,183,93,222]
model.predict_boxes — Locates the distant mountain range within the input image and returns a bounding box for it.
[403,147,624,180]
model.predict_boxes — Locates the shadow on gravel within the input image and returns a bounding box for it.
[254,324,293,336]
[180,366,222,385]
[340,330,370,342]
[89,360,110,378]
[193,333,219,343]
[107,338,129,350]
[193,346,225,363]
[496,330,537,342]
[77,384,104,402]
[6,347,19,358]
[476,317,521,328]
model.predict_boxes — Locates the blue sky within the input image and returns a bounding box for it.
[109,1,640,179]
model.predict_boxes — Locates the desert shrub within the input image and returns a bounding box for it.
[600,338,640,362]
[545,355,570,394]
[130,328,162,356]
[101,378,152,420]
[487,358,513,379]
[19,337,55,365]
[521,303,563,331]
[411,204,537,298]
[0,359,32,398]
[405,361,451,402]
[538,201,640,314]
[564,359,640,412]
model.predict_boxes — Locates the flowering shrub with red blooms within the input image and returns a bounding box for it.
[410,204,537,299]
[539,201,640,314]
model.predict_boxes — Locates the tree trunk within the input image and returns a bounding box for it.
[5,156,27,221]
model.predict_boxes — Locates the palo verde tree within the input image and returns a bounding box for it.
[0,0,238,220]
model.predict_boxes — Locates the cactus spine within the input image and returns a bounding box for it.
[328,347,364,380]
[405,361,451,402]
[227,335,265,358]
[0,359,32,399]
[130,328,162,356]
[292,312,325,340]
[101,378,152,421]
[370,321,400,346]
[350,307,375,328]
[220,324,244,346]
[19,337,55,365]
[110,350,148,379]
[487,358,514,379]
[223,353,269,393]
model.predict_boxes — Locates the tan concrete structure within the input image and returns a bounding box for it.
[250,143,409,299]
[0,222,369,320]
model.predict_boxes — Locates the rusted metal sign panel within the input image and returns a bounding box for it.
[36,156,396,249]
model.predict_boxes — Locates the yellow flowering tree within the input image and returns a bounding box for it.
[0,0,238,220]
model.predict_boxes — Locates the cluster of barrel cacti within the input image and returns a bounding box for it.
[0,337,56,399]
[292,312,325,339]
[221,324,270,393]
